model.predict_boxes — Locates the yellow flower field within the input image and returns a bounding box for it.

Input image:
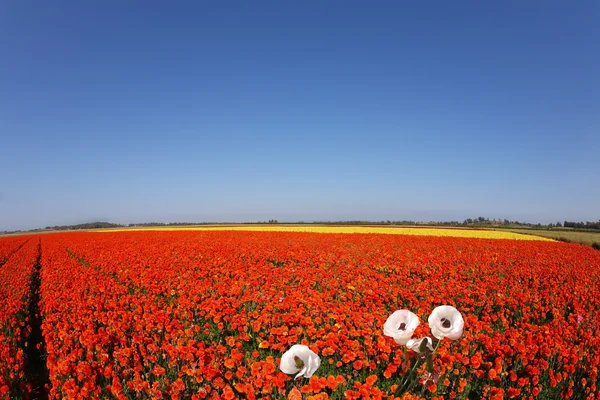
[98,225,552,241]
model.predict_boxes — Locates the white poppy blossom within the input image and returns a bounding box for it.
[383,310,420,345]
[428,305,464,340]
[279,344,321,380]
[406,336,434,353]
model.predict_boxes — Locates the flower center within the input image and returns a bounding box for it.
[441,318,451,328]
[294,355,305,370]
[398,322,407,330]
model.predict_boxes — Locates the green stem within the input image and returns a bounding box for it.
[403,347,408,374]
[403,339,443,394]
[427,339,443,373]
[399,354,422,392]
[426,353,433,372]
[432,338,443,355]
[294,376,303,391]
[403,366,422,395]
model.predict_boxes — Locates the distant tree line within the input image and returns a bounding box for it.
[461,217,600,231]
[563,220,600,230]
[43,222,124,230]
[308,217,599,231]
[4,217,598,234]
[127,222,216,227]
[462,217,562,228]
[309,220,465,226]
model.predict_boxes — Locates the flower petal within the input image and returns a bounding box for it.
[280,348,300,374]
[406,336,434,353]
[294,366,307,380]
[383,310,420,345]
[429,305,464,341]
[280,344,321,378]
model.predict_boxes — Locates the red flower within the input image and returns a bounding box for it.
[0,229,595,399]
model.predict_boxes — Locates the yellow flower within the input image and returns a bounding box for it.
[97,225,552,241]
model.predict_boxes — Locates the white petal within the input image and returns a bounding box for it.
[383,310,420,345]
[447,313,464,340]
[406,337,434,353]
[429,305,464,341]
[280,350,300,374]
[295,345,313,361]
[406,316,420,331]
[423,337,434,350]
[430,326,444,340]
[304,353,321,378]
[281,344,321,378]
[393,332,414,345]
[295,366,307,380]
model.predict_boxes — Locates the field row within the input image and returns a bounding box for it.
[97,225,553,241]
[0,236,30,266]
[496,227,600,247]
[41,232,600,399]
[0,238,39,398]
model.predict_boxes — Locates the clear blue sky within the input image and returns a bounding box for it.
[1,1,598,231]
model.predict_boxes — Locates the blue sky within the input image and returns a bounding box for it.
[1,1,598,230]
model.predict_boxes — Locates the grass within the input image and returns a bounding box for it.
[495,228,600,247]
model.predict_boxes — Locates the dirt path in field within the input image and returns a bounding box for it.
[24,239,49,400]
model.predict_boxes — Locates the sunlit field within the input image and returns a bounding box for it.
[3,0,598,398]
[496,228,600,247]
[2,229,599,399]
[99,225,553,241]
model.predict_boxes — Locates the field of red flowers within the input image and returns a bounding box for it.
[0,236,39,398]
[1,230,600,399]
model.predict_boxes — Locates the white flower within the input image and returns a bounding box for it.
[428,305,464,340]
[406,336,434,353]
[279,344,321,380]
[383,310,420,345]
